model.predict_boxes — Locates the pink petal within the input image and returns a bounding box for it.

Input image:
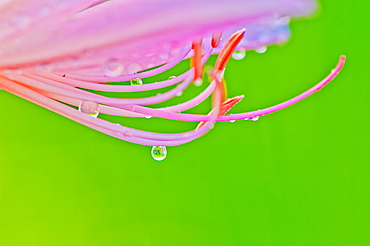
[0,0,317,70]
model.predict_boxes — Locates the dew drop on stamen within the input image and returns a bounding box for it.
[130,78,143,86]
[78,101,99,118]
[151,146,167,161]
[104,59,124,77]
[251,116,259,121]
[255,46,267,54]
[194,78,203,86]
[232,49,246,60]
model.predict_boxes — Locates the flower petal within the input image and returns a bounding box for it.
[0,0,317,70]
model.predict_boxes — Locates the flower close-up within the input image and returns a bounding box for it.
[2,1,370,246]
[0,0,345,161]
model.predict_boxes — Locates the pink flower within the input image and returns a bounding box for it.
[0,0,345,160]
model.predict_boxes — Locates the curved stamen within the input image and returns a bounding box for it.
[25,46,212,94]
[9,73,193,106]
[212,29,246,109]
[28,70,190,92]
[30,55,345,123]
[0,76,216,145]
[211,31,223,48]
[54,46,191,82]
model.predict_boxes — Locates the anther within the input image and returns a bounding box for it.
[191,38,203,86]
[214,29,245,72]
[211,29,246,109]
[196,95,244,130]
[211,31,223,48]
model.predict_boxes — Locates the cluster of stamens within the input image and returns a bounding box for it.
[0,29,345,160]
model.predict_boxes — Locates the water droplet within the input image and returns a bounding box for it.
[151,146,167,161]
[145,115,152,119]
[104,59,124,77]
[78,101,99,118]
[176,91,183,97]
[230,120,235,123]
[168,76,176,80]
[127,63,141,74]
[255,46,267,54]
[251,116,259,121]
[38,63,54,73]
[194,78,203,86]
[232,49,246,60]
[276,16,290,25]
[158,52,169,60]
[130,78,143,86]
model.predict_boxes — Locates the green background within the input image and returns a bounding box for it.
[1,1,369,245]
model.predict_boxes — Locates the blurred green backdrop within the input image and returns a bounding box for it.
[0,1,369,245]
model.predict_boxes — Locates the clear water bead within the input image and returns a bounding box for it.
[194,78,203,87]
[130,78,143,86]
[232,49,246,60]
[78,101,99,118]
[230,120,236,123]
[168,76,176,80]
[255,46,267,54]
[251,116,259,121]
[104,59,124,77]
[151,146,167,161]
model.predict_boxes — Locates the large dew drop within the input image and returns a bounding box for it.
[78,101,99,118]
[104,59,124,77]
[151,146,167,161]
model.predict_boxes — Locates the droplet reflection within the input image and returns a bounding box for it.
[255,46,267,54]
[151,146,167,161]
[104,59,124,77]
[78,101,99,118]
[130,78,143,86]
[232,49,246,60]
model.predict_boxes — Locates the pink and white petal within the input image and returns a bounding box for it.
[0,0,317,69]
[0,0,102,42]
